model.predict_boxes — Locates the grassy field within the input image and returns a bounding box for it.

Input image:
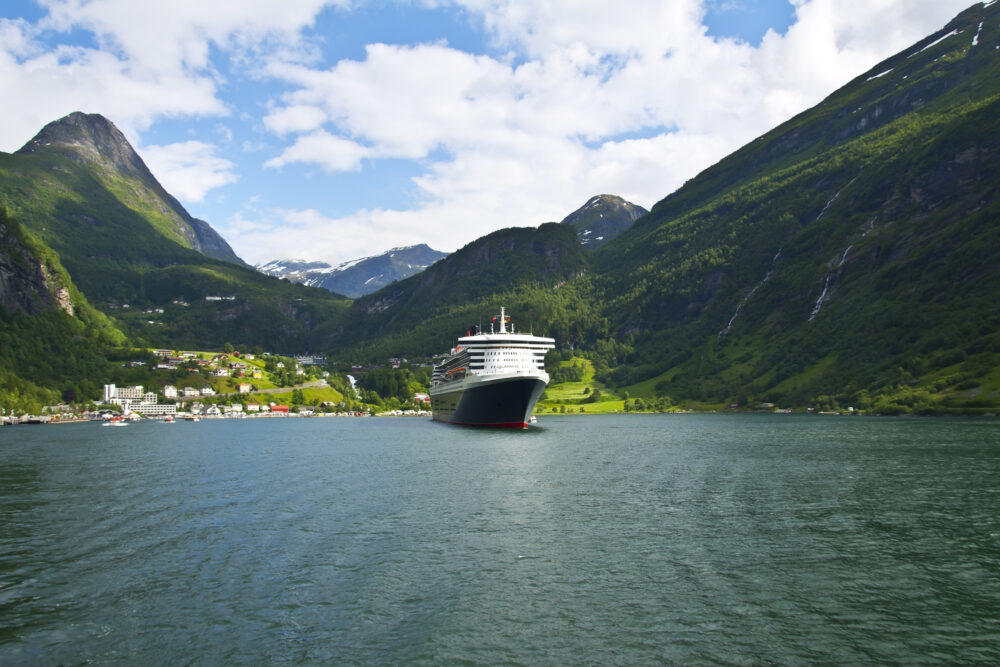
[255,386,345,406]
[536,358,624,415]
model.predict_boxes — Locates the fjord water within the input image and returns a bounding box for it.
[1,415,998,664]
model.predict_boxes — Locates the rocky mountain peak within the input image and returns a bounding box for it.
[16,111,152,181]
[560,194,649,248]
[14,111,246,267]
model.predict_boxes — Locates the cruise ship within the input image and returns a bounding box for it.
[430,307,555,427]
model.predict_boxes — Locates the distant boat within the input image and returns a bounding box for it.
[102,416,127,426]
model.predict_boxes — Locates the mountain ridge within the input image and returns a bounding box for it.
[257,244,448,298]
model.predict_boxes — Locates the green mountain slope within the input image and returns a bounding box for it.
[0,207,127,411]
[0,113,351,351]
[336,222,598,360]
[590,1,1000,410]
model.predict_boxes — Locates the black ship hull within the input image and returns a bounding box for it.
[430,375,546,428]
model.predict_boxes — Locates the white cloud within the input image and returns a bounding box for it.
[38,0,342,73]
[0,43,226,151]
[263,104,327,135]
[141,141,239,203]
[264,130,371,171]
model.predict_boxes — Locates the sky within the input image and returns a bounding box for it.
[0,0,977,266]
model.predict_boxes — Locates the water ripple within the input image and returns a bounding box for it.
[1,415,999,663]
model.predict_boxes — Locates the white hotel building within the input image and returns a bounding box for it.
[102,384,176,417]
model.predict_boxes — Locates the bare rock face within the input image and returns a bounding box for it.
[0,211,70,316]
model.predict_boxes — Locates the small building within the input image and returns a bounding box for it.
[246,403,261,412]
[200,385,216,396]
[163,385,178,399]
[133,403,177,417]
[238,383,251,394]
[182,386,200,398]
[270,404,289,414]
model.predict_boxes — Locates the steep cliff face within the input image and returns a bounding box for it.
[15,112,244,266]
[0,208,73,316]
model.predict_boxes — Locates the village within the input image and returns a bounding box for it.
[1,348,432,425]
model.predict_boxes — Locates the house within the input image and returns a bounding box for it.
[246,403,260,412]
[182,386,200,398]
[413,393,430,404]
[204,404,221,416]
[163,385,178,399]
[251,369,263,379]
[200,385,216,396]
[238,383,251,394]
[270,404,289,414]
[212,368,230,377]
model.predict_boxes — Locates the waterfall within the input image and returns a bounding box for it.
[719,249,782,337]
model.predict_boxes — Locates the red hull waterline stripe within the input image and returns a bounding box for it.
[440,419,529,428]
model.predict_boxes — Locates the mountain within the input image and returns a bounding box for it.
[337,2,1000,413]
[257,244,448,298]
[15,112,245,266]
[587,1,1000,411]
[0,112,350,351]
[560,195,648,248]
